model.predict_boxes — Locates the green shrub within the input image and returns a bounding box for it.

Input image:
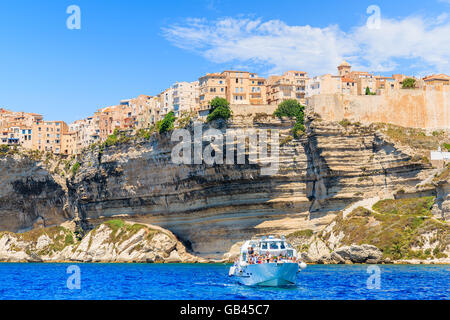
[158,112,176,134]
[339,119,352,127]
[443,143,450,152]
[402,78,416,89]
[0,144,10,154]
[209,97,229,111]
[207,105,232,122]
[207,97,232,122]
[274,99,304,119]
[372,197,435,216]
[71,162,81,176]
[280,135,294,146]
[293,122,306,138]
[274,100,305,139]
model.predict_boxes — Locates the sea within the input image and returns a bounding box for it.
[0,263,448,300]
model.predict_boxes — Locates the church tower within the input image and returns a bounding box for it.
[338,60,351,77]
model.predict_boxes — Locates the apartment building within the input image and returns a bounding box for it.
[31,120,68,154]
[0,109,42,149]
[126,95,156,129]
[198,73,227,110]
[61,131,77,155]
[158,88,174,117]
[375,76,399,94]
[266,71,309,105]
[307,74,342,97]
[68,117,100,153]
[172,81,199,116]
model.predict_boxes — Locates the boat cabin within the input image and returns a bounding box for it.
[239,236,297,262]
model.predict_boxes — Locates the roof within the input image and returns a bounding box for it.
[338,60,351,67]
[423,74,450,81]
[341,77,356,83]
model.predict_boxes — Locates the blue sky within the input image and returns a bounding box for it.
[0,0,449,123]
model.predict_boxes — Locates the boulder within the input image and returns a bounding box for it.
[331,244,382,264]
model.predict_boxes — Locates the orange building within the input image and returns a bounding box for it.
[198,73,227,110]
[32,120,69,154]
[267,71,309,105]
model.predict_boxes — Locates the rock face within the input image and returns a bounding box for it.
[0,220,203,263]
[0,115,445,260]
[287,198,450,264]
[0,155,71,233]
[332,245,383,264]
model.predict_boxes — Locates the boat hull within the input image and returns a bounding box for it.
[231,262,299,287]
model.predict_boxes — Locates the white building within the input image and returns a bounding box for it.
[172,81,199,116]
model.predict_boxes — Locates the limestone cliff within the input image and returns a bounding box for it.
[287,197,450,264]
[0,153,71,232]
[0,219,203,263]
[0,114,447,261]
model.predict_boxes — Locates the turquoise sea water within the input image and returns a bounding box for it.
[0,263,448,300]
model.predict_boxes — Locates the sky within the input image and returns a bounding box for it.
[0,0,449,123]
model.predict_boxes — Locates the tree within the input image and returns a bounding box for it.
[158,111,176,134]
[209,97,229,112]
[274,99,304,119]
[402,78,416,89]
[365,87,371,95]
[274,99,306,138]
[207,97,232,122]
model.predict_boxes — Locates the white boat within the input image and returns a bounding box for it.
[229,235,307,287]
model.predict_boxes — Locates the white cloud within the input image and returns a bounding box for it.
[162,15,450,76]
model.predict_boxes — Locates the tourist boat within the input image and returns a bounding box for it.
[229,235,307,286]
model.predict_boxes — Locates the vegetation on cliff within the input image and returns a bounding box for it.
[207,97,232,122]
[402,78,416,89]
[323,197,448,260]
[157,111,176,134]
[0,219,200,263]
[273,99,305,138]
[375,123,449,163]
[286,196,449,263]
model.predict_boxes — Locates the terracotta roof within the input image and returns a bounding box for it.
[341,77,356,83]
[423,74,450,81]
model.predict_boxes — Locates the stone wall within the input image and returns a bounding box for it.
[307,86,449,130]
[230,104,278,116]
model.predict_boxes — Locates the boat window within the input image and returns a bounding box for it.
[269,241,278,249]
[280,242,286,249]
[261,243,267,250]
